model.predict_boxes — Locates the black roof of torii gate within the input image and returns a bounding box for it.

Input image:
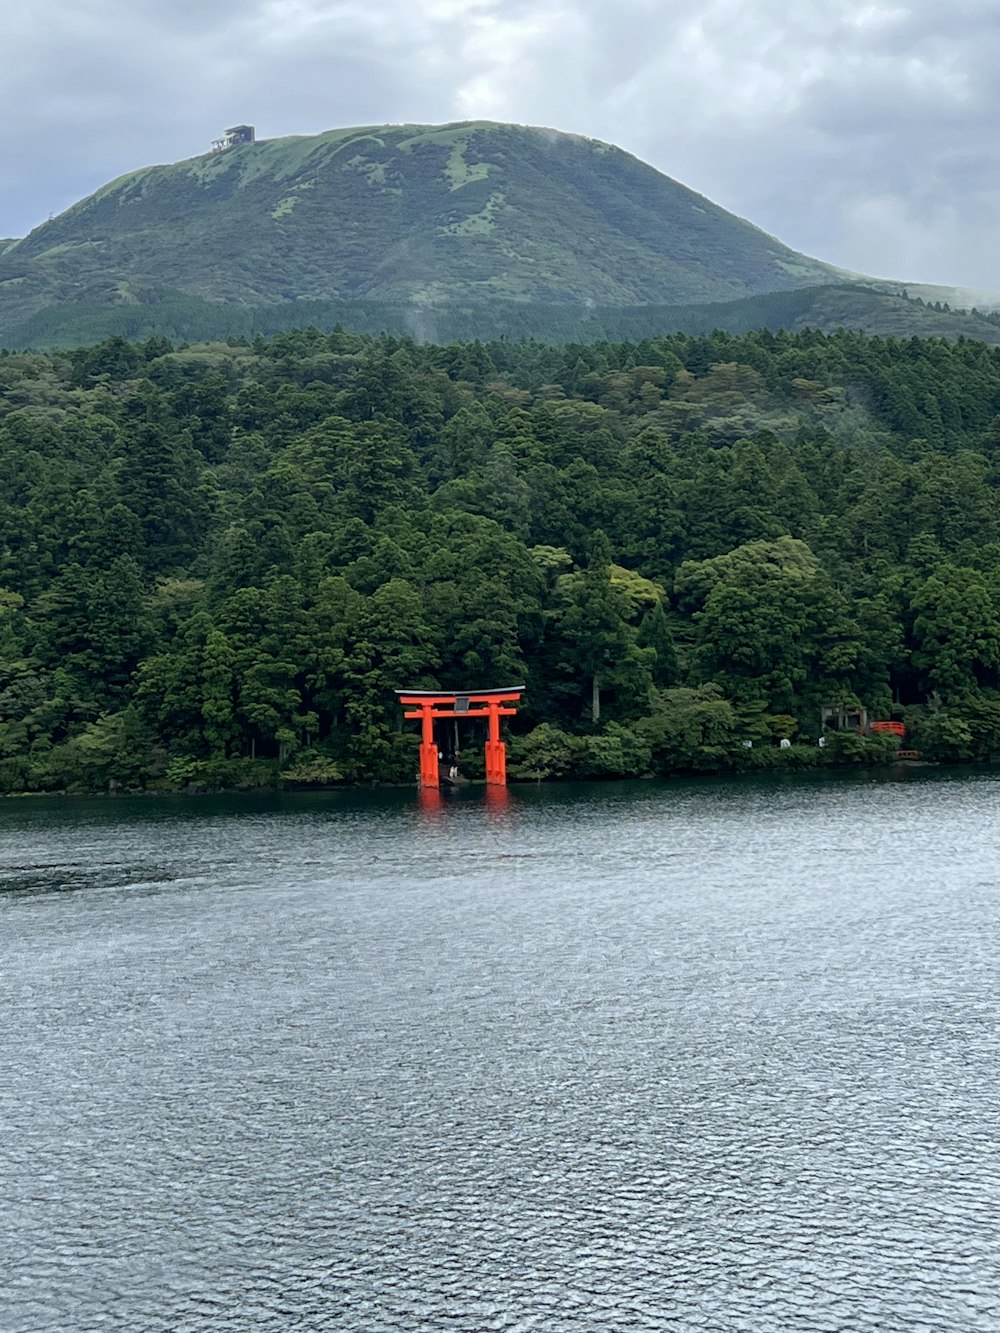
[394,686,525,699]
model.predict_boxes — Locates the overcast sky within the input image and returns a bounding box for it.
[2,0,998,290]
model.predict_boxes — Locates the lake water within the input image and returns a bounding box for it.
[2,772,999,1331]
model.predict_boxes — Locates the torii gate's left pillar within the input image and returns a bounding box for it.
[416,701,439,788]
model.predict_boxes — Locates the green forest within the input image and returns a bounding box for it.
[2,323,1000,793]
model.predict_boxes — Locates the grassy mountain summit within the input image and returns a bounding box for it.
[0,121,844,337]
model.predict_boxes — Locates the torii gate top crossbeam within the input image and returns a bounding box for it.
[395,687,525,707]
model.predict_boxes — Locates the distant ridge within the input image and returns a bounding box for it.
[10,283,1000,352]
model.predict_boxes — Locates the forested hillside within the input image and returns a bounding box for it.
[2,325,1000,793]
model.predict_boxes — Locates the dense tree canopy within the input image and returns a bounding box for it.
[2,324,1000,791]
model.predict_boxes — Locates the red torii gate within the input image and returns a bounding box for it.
[396,687,525,787]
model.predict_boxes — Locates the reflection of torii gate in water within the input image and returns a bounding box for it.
[395,687,525,787]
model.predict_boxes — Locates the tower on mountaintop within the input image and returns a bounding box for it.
[211,125,255,154]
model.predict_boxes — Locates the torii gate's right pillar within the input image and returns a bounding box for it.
[484,700,506,786]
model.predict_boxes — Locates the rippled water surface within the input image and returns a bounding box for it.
[2,773,999,1331]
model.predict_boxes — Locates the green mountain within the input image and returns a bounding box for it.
[3,120,999,350]
[0,121,844,339]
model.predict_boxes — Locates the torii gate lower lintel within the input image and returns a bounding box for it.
[396,687,525,787]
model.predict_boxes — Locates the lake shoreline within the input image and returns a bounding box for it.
[0,753,946,801]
